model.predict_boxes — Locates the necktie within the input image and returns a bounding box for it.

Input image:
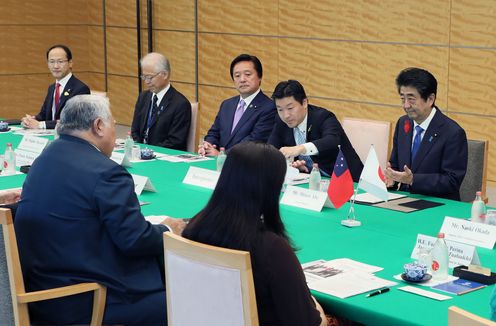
[151,94,159,121]
[145,95,159,144]
[411,125,424,160]
[53,83,61,120]
[231,99,246,133]
[294,127,313,170]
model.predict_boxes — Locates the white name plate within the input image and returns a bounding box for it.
[131,174,156,196]
[440,216,496,249]
[182,166,220,190]
[14,149,39,167]
[411,234,480,269]
[280,185,330,212]
[17,135,49,154]
[111,151,131,167]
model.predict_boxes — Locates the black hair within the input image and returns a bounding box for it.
[229,54,263,80]
[271,80,307,105]
[396,67,437,105]
[46,44,72,61]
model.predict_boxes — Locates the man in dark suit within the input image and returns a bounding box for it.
[21,44,90,129]
[15,95,186,325]
[131,52,191,150]
[268,80,363,181]
[386,67,468,200]
[198,54,276,156]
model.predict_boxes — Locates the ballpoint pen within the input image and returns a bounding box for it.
[366,287,390,298]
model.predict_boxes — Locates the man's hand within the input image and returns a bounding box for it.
[198,141,219,157]
[385,163,414,186]
[291,160,309,173]
[280,145,305,159]
[0,188,22,205]
[161,217,187,235]
[21,115,40,129]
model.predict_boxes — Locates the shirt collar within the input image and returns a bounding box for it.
[239,88,260,109]
[296,113,308,134]
[153,83,171,105]
[414,106,437,131]
[56,73,72,91]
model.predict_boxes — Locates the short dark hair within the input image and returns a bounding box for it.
[271,80,307,105]
[46,44,72,61]
[229,54,263,80]
[396,67,437,104]
[182,142,291,252]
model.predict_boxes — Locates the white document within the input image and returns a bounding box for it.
[308,270,396,299]
[182,166,220,190]
[14,129,56,136]
[280,185,329,212]
[303,258,383,284]
[0,171,23,177]
[398,286,452,301]
[158,153,212,163]
[355,192,407,204]
[17,135,49,154]
[144,215,166,225]
[14,149,39,167]
[131,174,157,196]
[394,273,458,287]
[288,173,310,185]
[110,151,132,167]
[411,234,480,268]
[440,216,496,249]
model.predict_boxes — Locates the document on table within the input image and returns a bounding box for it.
[355,192,406,204]
[398,286,452,301]
[158,153,212,163]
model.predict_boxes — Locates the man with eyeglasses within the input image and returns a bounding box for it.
[21,44,90,129]
[131,52,191,150]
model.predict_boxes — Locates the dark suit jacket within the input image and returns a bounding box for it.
[15,135,168,325]
[205,90,276,150]
[35,75,90,129]
[131,86,191,150]
[268,105,363,181]
[389,108,468,201]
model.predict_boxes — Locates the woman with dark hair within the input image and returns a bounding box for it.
[183,141,327,326]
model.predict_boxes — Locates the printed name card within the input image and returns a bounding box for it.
[182,166,220,190]
[110,151,131,167]
[411,234,480,268]
[280,185,331,212]
[14,135,50,166]
[131,174,156,196]
[440,216,496,249]
[15,150,39,167]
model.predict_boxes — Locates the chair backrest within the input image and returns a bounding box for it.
[448,306,496,326]
[459,139,488,202]
[187,102,199,152]
[163,232,259,326]
[0,212,15,326]
[342,118,391,170]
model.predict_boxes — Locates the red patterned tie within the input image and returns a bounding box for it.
[53,83,61,120]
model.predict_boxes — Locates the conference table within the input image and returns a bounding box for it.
[1,128,494,326]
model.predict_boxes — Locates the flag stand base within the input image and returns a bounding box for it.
[341,219,361,227]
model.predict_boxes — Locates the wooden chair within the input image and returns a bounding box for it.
[448,306,496,326]
[0,208,107,326]
[459,139,488,202]
[187,102,199,152]
[342,117,391,170]
[163,232,259,326]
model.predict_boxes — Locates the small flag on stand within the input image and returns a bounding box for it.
[358,146,388,201]
[327,149,354,209]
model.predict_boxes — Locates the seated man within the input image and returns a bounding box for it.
[15,95,185,325]
[268,80,363,181]
[131,52,191,150]
[198,54,276,156]
[385,67,468,200]
[21,44,90,129]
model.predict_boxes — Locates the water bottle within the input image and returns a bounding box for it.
[216,147,226,172]
[124,131,134,160]
[309,163,321,191]
[471,191,486,224]
[431,232,449,281]
[3,143,16,175]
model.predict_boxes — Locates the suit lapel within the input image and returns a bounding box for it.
[411,110,443,171]
[56,76,75,117]
[149,87,173,129]
[225,92,263,146]
[46,83,56,120]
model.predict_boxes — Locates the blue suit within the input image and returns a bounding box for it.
[389,108,468,201]
[35,75,90,129]
[205,91,276,150]
[15,135,168,325]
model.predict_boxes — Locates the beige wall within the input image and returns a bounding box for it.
[1,0,495,185]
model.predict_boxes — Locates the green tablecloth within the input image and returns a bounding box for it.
[1,129,494,325]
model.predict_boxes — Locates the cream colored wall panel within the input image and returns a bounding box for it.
[106,27,138,76]
[448,48,496,115]
[77,73,105,93]
[197,86,239,137]
[278,39,449,107]
[278,0,449,44]
[198,34,279,90]
[173,83,196,103]
[88,26,105,73]
[154,0,195,31]
[88,0,104,25]
[154,31,196,83]
[106,0,137,27]
[451,0,496,47]
[198,0,277,35]
[107,76,139,125]
[0,0,89,25]
[449,113,496,182]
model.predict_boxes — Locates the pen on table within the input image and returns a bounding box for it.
[366,287,390,298]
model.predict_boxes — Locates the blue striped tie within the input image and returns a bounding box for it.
[294,128,313,170]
